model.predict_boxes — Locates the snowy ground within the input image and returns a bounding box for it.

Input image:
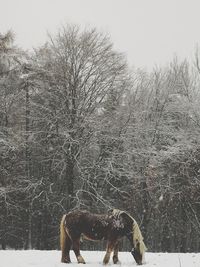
[0,250,200,267]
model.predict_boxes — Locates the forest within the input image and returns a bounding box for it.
[0,25,200,253]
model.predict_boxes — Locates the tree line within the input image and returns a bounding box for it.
[0,25,200,252]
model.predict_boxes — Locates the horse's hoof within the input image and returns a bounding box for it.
[78,260,86,264]
[77,256,86,264]
[61,257,71,263]
[113,256,119,264]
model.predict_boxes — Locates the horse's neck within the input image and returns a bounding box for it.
[110,209,123,217]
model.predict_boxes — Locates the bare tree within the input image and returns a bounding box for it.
[31,24,130,209]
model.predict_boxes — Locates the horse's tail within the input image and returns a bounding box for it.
[60,214,67,252]
[60,214,73,263]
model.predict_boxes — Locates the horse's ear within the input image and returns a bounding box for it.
[107,209,114,214]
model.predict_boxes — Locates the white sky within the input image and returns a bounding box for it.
[1,0,200,69]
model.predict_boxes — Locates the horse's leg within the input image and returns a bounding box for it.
[61,233,72,263]
[72,238,86,264]
[113,242,119,264]
[103,240,116,265]
[60,215,72,263]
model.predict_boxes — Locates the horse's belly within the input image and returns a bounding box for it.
[82,231,105,241]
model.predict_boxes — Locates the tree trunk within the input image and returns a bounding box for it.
[140,179,150,240]
[25,83,32,249]
[66,158,75,209]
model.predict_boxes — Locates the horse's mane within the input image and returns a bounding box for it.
[132,219,147,257]
[109,209,147,257]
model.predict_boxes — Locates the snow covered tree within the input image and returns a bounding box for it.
[29,24,130,210]
[0,31,25,249]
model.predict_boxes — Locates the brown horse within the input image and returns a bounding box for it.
[60,209,147,265]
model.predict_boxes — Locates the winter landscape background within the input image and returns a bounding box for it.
[1,25,200,253]
[1,1,200,266]
[1,251,200,267]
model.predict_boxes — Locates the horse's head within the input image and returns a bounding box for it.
[109,209,146,265]
[131,241,143,265]
[131,219,147,265]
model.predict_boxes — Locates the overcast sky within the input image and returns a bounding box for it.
[1,0,200,69]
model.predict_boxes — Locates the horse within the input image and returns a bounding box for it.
[60,209,147,265]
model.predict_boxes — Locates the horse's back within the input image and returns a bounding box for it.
[64,210,110,240]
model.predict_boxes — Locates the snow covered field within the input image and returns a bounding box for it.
[0,250,200,267]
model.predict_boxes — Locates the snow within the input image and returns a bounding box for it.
[0,250,200,267]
